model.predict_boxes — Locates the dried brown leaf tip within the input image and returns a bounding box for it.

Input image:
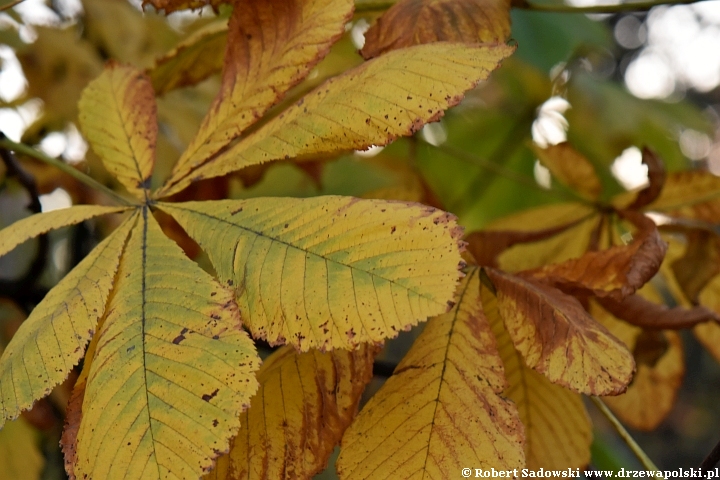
[526,211,667,300]
[626,147,666,210]
[480,267,635,395]
[360,0,512,59]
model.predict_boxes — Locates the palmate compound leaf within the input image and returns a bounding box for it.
[590,300,684,431]
[480,267,635,395]
[78,63,157,200]
[0,214,135,427]
[162,0,354,187]
[204,344,377,480]
[337,268,525,479]
[71,209,260,480]
[360,0,511,60]
[160,197,464,351]
[485,291,592,469]
[156,42,516,198]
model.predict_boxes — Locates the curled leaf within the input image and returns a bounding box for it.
[597,294,719,330]
[161,197,464,351]
[337,269,525,478]
[206,344,377,480]
[360,0,511,59]
[527,212,667,300]
[480,267,635,395]
[625,147,666,210]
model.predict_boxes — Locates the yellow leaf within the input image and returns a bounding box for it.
[480,267,635,395]
[160,197,464,351]
[73,209,260,480]
[164,0,354,192]
[337,268,525,478]
[0,215,134,427]
[592,302,684,431]
[486,202,595,232]
[150,19,228,95]
[360,0,511,59]
[532,142,602,201]
[486,292,592,469]
[0,205,129,258]
[647,171,720,222]
[157,43,515,198]
[205,344,377,480]
[694,321,720,364]
[79,63,157,200]
[0,417,44,480]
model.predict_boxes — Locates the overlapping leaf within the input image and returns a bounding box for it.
[0,217,134,427]
[73,211,259,479]
[161,197,464,350]
[480,267,635,395]
[142,0,225,14]
[486,293,592,469]
[337,269,525,478]
[532,142,602,201]
[163,0,354,190]
[647,171,720,223]
[150,20,228,95]
[360,0,511,59]
[79,63,157,199]
[206,344,376,480]
[157,43,515,197]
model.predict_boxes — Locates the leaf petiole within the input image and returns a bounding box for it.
[0,136,134,206]
[590,396,662,473]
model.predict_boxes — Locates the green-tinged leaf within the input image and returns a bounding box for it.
[0,205,129,258]
[160,197,464,351]
[164,0,354,191]
[480,267,635,395]
[0,216,135,427]
[532,142,602,201]
[150,19,228,95]
[79,63,157,199]
[486,291,592,469]
[206,344,377,480]
[73,209,260,479]
[360,0,511,59]
[337,268,525,479]
[157,43,515,197]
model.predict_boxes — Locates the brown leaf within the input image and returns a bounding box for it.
[205,344,377,480]
[532,142,602,201]
[671,229,720,302]
[626,147,666,210]
[597,294,719,330]
[527,211,667,300]
[647,170,720,223]
[480,267,635,395]
[360,0,511,60]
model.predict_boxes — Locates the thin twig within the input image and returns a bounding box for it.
[590,396,662,472]
[0,135,133,206]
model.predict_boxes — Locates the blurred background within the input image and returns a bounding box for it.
[1,0,720,477]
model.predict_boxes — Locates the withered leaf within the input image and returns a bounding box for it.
[597,294,719,330]
[625,147,666,210]
[480,267,635,395]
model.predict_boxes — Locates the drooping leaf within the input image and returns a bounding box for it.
[527,212,667,300]
[164,0,354,190]
[694,321,720,364]
[0,216,134,427]
[79,63,157,199]
[161,197,464,350]
[150,20,228,95]
[337,268,525,479]
[480,267,635,395]
[597,294,719,330]
[73,210,260,479]
[0,205,129,258]
[532,142,602,201]
[360,0,511,59]
[205,344,377,480]
[486,289,592,469]
[624,147,666,210]
[592,302,684,431]
[0,417,44,480]
[157,43,515,197]
[647,171,720,223]
[670,229,720,303]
